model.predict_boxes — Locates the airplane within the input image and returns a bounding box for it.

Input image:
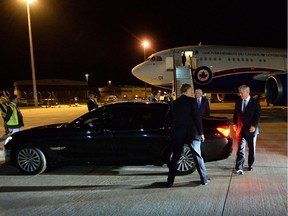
[132,45,287,105]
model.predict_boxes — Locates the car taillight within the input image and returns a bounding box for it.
[216,126,230,137]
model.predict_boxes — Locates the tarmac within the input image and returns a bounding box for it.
[0,102,287,216]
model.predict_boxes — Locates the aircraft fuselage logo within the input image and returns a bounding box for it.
[194,66,213,84]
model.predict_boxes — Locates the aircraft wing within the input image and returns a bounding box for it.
[253,71,287,81]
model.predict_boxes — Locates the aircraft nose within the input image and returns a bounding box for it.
[131,62,145,80]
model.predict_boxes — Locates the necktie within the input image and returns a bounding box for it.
[243,100,247,111]
[197,99,201,108]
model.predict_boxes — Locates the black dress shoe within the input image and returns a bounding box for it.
[248,167,253,171]
[167,182,173,188]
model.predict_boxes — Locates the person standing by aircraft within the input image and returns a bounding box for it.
[164,93,173,104]
[181,51,186,66]
[195,89,210,117]
[5,94,24,134]
[152,91,161,102]
[165,83,209,187]
[233,85,261,175]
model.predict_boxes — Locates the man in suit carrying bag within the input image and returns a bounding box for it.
[233,85,261,175]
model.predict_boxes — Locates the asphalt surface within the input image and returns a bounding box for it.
[0,102,287,216]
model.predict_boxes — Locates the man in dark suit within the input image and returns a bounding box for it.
[233,84,261,175]
[165,83,209,187]
[152,91,161,102]
[87,94,98,111]
[195,89,210,117]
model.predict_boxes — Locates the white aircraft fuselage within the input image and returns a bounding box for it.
[132,45,287,95]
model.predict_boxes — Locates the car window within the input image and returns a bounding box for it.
[83,109,123,130]
[124,106,166,129]
[80,104,167,130]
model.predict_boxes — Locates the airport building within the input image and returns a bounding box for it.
[98,85,152,101]
[13,79,88,106]
[12,79,152,106]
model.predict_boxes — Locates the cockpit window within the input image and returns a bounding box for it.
[149,56,162,62]
[156,56,162,61]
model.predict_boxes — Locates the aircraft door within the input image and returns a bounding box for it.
[190,56,198,70]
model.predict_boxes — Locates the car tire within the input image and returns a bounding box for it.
[15,147,47,175]
[176,144,196,175]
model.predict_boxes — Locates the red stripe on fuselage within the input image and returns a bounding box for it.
[213,68,280,77]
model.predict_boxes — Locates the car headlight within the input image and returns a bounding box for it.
[4,136,13,145]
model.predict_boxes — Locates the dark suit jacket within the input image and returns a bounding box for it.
[198,97,210,117]
[87,99,98,111]
[233,97,261,137]
[165,95,203,143]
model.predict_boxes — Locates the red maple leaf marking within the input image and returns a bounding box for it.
[199,71,208,79]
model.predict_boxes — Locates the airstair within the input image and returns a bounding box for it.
[169,51,195,98]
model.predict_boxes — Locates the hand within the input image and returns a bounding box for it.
[233,124,237,132]
[201,134,205,142]
[250,126,256,132]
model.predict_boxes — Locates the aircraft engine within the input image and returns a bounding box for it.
[265,74,287,106]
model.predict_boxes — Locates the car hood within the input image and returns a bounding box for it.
[9,122,69,139]
[28,122,69,130]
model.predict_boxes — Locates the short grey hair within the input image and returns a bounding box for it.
[238,84,250,93]
[195,89,203,94]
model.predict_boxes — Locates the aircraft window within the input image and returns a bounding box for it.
[156,56,163,61]
[259,59,262,62]
[251,59,253,62]
[228,58,231,61]
[204,57,207,61]
[237,58,240,61]
[232,58,235,61]
[246,58,249,61]
[151,56,156,61]
[209,57,212,61]
[200,57,203,61]
[219,58,222,61]
[264,59,266,62]
[214,57,217,61]
[242,58,244,61]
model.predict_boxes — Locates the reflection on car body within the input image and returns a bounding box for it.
[4,101,233,175]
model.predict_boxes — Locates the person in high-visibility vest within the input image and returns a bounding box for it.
[0,96,9,134]
[5,94,24,134]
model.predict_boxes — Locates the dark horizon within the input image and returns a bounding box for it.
[0,0,287,92]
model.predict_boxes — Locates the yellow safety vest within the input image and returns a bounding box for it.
[6,104,19,126]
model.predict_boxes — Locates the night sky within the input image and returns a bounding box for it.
[0,0,287,91]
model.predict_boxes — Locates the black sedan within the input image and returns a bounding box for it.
[4,101,233,175]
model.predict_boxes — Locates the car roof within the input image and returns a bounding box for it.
[104,100,169,107]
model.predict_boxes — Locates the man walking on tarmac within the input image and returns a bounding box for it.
[165,83,209,187]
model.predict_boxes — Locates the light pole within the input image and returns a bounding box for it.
[85,74,89,98]
[26,0,38,107]
[142,41,149,98]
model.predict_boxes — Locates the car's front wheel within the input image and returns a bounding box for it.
[176,144,196,175]
[14,147,47,175]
